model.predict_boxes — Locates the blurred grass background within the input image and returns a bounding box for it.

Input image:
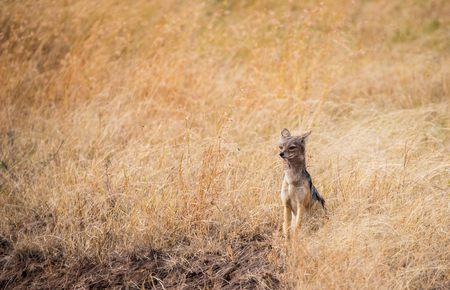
[0,0,449,288]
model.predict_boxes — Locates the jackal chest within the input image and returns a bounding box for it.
[280,177,306,204]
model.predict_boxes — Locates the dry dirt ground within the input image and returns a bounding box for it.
[1,233,281,289]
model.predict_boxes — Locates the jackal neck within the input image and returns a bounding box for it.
[284,157,306,172]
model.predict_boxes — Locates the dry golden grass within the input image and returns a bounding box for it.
[1,0,449,289]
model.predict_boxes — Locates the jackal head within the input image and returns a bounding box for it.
[278,128,311,162]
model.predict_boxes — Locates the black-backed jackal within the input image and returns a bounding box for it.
[278,128,326,240]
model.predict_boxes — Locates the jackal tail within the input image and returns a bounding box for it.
[312,185,326,210]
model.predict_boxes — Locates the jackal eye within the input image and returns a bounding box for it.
[288,146,296,150]
[278,146,283,150]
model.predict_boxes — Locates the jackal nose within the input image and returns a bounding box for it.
[279,152,285,158]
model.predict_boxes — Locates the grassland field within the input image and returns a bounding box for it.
[0,0,449,289]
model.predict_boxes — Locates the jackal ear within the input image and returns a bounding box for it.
[281,128,291,138]
[300,130,312,141]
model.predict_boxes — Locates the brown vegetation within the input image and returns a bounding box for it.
[1,0,449,289]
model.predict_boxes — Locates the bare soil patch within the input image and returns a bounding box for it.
[0,234,282,289]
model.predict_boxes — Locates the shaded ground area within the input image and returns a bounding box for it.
[0,234,282,289]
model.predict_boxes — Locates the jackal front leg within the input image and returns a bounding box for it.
[293,203,305,239]
[283,204,292,240]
